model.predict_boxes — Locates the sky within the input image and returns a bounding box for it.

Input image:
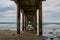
[0,0,17,22]
[0,0,60,23]
[43,0,60,23]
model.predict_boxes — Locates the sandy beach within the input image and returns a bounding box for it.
[0,30,43,40]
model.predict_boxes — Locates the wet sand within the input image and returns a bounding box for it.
[0,30,43,40]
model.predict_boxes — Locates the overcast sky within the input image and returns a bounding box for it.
[43,0,60,23]
[0,0,60,23]
[0,0,17,22]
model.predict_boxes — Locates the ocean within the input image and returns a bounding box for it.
[0,22,16,30]
[0,22,60,40]
[0,22,24,31]
[0,22,60,30]
[43,23,60,40]
[0,24,16,30]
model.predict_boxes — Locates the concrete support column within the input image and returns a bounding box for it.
[25,15,28,31]
[22,13,24,31]
[34,14,36,33]
[24,14,26,31]
[20,10,23,32]
[36,9,39,35]
[35,12,37,34]
[17,4,20,34]
[39,0,42,35]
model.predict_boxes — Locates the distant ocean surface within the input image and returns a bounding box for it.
[0,22,16,30]
[0,22,60,30]
[43,23,60,29]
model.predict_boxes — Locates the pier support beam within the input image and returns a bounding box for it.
[36,9,39,35]
[39,0,42,35]
[35,12,37,34]
[24,14,26,31]
[22,13,24,31]
[17,4,20,34]
[33,13,36,34]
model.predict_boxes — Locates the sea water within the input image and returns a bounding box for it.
[0,24,17,30]
[43,23,60,40]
